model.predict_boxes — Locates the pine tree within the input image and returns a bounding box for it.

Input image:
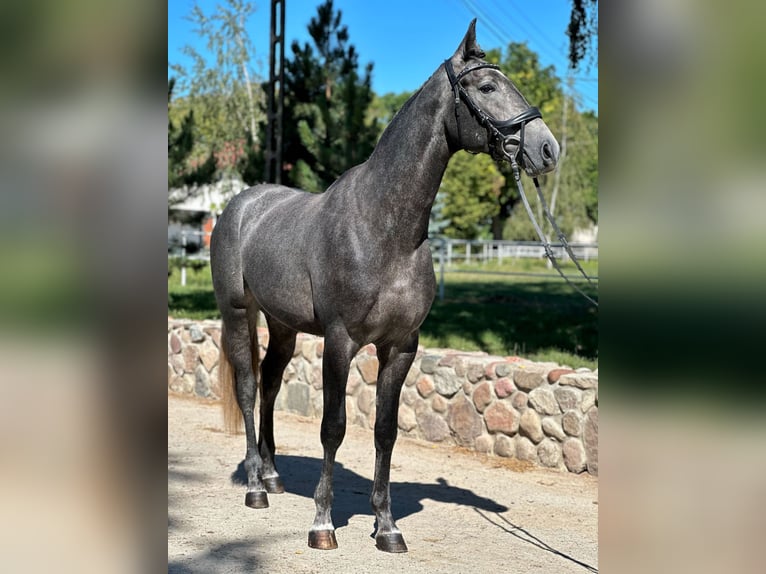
[236,130,264,186]
[282,0,377,192]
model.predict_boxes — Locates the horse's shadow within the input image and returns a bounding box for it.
[230,456,596,571]
[231,454,508,530]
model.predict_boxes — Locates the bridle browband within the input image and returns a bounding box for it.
[444,58,542,166]
[444,58,599,308]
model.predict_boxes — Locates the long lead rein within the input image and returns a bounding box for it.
[510,157,599,308]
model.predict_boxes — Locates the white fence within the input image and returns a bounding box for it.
[169,232,599,295]
[428,239,598,301]
[168,230,210,286]
[430,239,598,266]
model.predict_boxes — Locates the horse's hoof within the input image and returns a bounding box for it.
[375,532,408,553]
[244,491,269,509]
[263,476,285,494]
[308,529,338,550]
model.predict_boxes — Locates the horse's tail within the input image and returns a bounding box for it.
[220,304,262,435]
[219,325,240,434]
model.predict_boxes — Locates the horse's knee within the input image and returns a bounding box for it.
[374,431,397,453]
[374,415,399,452]
[320,413,347,451]
[321,430,345,452]
[260,378,281,404]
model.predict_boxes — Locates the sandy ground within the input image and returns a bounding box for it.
[168,394,598,573]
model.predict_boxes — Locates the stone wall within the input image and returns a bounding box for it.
[168,319,598,475]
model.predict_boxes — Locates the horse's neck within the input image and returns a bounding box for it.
[355,73,453,249]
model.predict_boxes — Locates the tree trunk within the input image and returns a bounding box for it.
[491,215,504,240]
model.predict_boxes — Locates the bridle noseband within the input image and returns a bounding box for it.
[444,58,542,167]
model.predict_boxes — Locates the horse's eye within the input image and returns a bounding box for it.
[479,84,496,94]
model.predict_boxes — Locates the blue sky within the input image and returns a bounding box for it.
[168,0,598,113]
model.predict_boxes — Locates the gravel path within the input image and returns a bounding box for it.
[168,395,598,573]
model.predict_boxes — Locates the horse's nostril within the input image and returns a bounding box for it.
[541,141,553,161]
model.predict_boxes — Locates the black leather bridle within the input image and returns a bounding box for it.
[444,58,542,167]
[444,58,599,307]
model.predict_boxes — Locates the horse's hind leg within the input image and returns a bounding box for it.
[222,304,270,509]
[308,325,359,550]
[258,315,297,494]
[370,332,419,553]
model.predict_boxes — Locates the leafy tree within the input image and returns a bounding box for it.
[571,110,598,225]
[169,0,265,179]
[567,0,598,70]
[581,115,598,224]
[440,152,505,239]
[283,0,378,192]
[428,191,451,237]
[168,77,216,191]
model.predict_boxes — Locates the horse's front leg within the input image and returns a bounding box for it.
[371,331,419,553]
[308,325,359,550]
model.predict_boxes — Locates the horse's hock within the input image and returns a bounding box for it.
[168,319,598,476]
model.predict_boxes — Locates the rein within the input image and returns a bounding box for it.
[513,168,599,308]
[445,59,599,308]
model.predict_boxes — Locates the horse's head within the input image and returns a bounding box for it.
[445,20,559,176]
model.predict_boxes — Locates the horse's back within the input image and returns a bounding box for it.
[212,184,315,249]
[215,183,304,228]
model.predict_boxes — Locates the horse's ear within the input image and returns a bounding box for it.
[452,19,485,63]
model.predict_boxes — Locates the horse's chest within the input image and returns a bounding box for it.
[362,263,436,338]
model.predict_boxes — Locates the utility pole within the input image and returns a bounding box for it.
[264,0,285,184]
[551,78,574,225]
[549,75,573,223]
[541,75,571,268]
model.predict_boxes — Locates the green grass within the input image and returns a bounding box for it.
[168,265,218,320]
[168,258,598,369]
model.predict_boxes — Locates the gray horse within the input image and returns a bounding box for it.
[210,20,559,553]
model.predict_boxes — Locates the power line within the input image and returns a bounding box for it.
[459,0,509,50]
[462,0,561,65]
[489,0,565,62]
[565,83,599,111]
